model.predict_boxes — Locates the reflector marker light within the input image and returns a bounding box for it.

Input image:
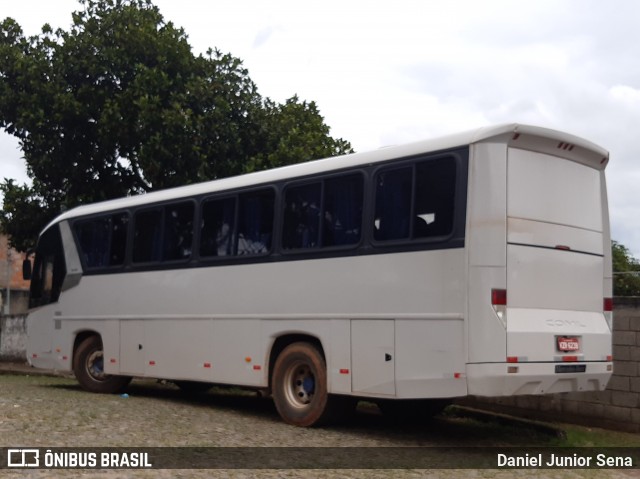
[339,368,350,375]
[507,356,528,363]
[604,298,613,312]
[203,362,211,368]
[555,245,571,251]
[554,355,584,362]
[491,289,507,306]
[149,360,156,366]
[62,356,68,361]
[32,354,37,358]
[606,355,613,361]
[110,358,117,364]
[253,365,262,371]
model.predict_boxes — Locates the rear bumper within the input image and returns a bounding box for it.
[467,361,612,396]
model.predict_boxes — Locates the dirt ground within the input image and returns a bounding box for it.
[0,373,638,479]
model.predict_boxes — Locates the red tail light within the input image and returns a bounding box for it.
[492,289,507,306]
[604,298,613,312]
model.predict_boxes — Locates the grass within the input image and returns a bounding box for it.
[554,425,640,447]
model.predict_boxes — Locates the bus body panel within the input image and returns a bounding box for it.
[504,146,611,367]
[32,248,466,398]
[466,361,611,396]
[394,318,467,398]
[464,131,612,395]
[53,250,464,319]
[465,140,508,364]
[507,148,603,232]
[507,244,603,313]
[507,309,611,362]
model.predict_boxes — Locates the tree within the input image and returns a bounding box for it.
[245,96,353,173]
[0,0,352,251]
[612,241,640,296]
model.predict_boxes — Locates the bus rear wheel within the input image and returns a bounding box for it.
[73,335,131,394]
[272,342,336,427]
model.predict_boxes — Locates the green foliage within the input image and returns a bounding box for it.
[612,240,640,296]
[245,96,354,173]
[0,179,49,253]
[0,0,351,251]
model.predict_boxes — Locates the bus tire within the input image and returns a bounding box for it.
[73,335,131,394]
[272,342,333,427]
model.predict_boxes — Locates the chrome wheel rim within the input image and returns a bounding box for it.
[283,360,315,408]
[86,349,106,381]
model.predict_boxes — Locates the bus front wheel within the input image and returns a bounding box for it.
[272,342,334,427]
[73,335,131,394]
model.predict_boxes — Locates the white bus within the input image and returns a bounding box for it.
[24,124,613,426]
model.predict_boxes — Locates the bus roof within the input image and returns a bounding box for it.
[45,123,608,228]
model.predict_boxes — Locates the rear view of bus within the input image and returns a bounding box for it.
[466,125,613,396]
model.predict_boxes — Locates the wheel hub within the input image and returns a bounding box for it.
[86,350,106,380]
[285,362,316,407]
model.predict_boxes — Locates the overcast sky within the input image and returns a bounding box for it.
[1,0,639,258]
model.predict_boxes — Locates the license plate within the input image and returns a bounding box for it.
[557,336,580,352]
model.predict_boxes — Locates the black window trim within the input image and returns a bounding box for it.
[196,184,278,264]
[369,151,465,250]
[71,210,131,273]
[69,146,468,276]
[130,199,198,268]
[280,170,366,256]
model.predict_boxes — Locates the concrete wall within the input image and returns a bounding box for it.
[0,290,30,316]
[0,235,31,316]
[0,314,27,361]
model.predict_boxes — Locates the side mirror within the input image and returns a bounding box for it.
[23,258,32,281]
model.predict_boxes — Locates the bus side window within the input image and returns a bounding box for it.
[323,174,363,247]
[74,213,128,268]
[200,197,236,257]
[163,202,194,261]
[237,189,275,256]
[282,182,321,250]
[133,209,162,263]
[110,214,129,265]
[373,167,412,241]
[414,158,456,238]
[373,157,456,242]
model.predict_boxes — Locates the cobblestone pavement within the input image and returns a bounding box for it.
[0,373,637,479]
